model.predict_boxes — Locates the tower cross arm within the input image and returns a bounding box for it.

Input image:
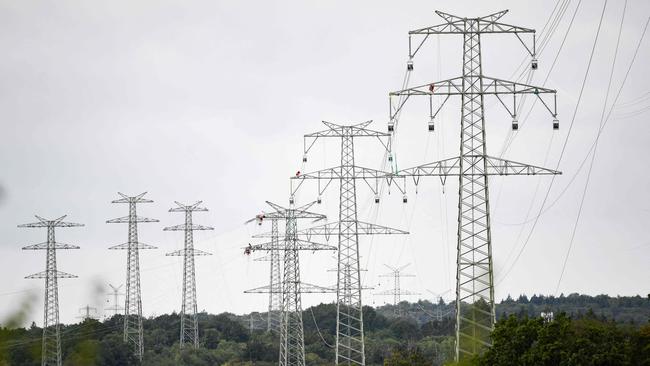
[106,216,159,224]
[163,224,214,231]
[165,248,212,256]
[244,284,273,294]
[109,242,158,250]
[249,239,336,252]
[297,221,409,238]
[301,282,336,294]
[390,76,555,96]
[25,270,77,279]
[374,289,420,296]
[305,121,389,138]
[22,242,80,250]
[393,156,561,177]
[409,10,534,35]
[303,120,391,157]
[292,166,392,180]
[111,192,154,204]
[18,215,84,228]
[168,201,208,212]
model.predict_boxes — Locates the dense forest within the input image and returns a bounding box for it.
[0,293,648,365]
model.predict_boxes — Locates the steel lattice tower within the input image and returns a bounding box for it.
[107,192,158,359]
[106,284,125,317]
[375,264,418,316]
[244,214,282,333]
[388,10,560,360]
[20,215,83,366]
[164,201,213,349]
[291,121,408,365]
[248,201,335,366]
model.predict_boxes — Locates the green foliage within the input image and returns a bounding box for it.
[475,313,650,366]
[0,294,648,365]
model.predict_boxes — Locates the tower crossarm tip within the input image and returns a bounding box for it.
[22,241,80,250]
[244,284,273,294]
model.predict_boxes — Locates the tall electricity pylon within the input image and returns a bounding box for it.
[107,192,158,359]
[388,10,560,360]
[249,201,336,366]
[77,305,98,321]
[106,284,125,317]
[375,263,419,316]
[291,121,408,366]
[164,201,213,349]
[20,215,83,366]
[244,213,282,333]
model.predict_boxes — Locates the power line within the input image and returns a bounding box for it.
[498,0,610,283]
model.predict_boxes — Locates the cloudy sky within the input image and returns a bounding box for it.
[0,0,649,325]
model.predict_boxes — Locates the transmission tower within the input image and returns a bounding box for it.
[387,10,560,360]
[105,284,125,317]
[291,121,408,366]
[107,192,158,359]
[375,264,419,316]
[244,212,282,333]
[164,201,213,349]
[20,215,83,366]
[77,305,98,321]
[248,201,336,366]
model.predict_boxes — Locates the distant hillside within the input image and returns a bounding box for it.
[0,294,648,365]
[374,293,650,326]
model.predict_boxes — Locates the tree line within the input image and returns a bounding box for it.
[0,293,648,365]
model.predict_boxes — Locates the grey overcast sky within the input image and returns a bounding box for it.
[1,0,649,325]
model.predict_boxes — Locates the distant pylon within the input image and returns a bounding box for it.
[106,284,125,317]
[291,121,408,365]
[244,212,282,333]
[388,10,560,360]
[107,192,158,360]
[77,305,98,321]
[248,200,336,366]
[164,201,213,349]
[375,263,419,316]
[20,215,83,366]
